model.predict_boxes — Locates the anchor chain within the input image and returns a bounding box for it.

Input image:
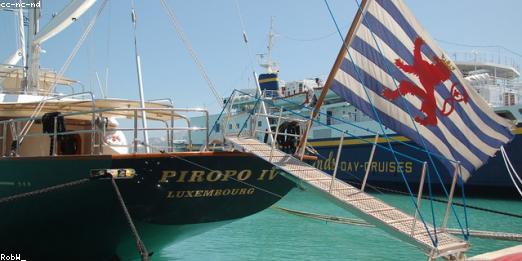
[0,178,90,204]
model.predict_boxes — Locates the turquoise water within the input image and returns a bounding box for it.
[157,189,521,260]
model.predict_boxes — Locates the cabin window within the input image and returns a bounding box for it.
[327,111,332,125]
[258,121,262,127]
[215,123,220,132]
[228,124,232,130]
[236,123,240,129]
[503,93,516,106]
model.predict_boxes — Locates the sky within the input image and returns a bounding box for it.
[1,0,522,113]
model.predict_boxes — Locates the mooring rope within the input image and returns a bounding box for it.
[272,205,522,242]
[0,178,89,204]
[110,177,150,261]
[501,146,522,198]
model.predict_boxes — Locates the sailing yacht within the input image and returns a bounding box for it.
[0,1,294,259]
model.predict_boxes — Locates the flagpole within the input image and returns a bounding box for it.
[296,0,369,157]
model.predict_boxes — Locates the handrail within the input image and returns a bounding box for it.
[221,88,468,243]
[0,105,209,156]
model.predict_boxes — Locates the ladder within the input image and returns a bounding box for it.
[226,136,469,260]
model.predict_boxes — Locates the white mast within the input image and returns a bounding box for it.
[258,16,278,74]
[17,1,26,68]
[131,0,150,153]
[24,0,96,93]
[26,0,41,93]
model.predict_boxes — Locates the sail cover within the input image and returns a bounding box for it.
[329,0,514,180]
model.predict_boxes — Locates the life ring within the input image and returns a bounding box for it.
[276,121,300,154]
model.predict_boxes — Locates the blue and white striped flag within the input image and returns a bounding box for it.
[330,0,514,180]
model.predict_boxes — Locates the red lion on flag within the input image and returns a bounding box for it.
[382,37,468,126]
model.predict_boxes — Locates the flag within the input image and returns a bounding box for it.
[330,0,514,180]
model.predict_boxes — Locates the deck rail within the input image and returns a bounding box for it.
[0,104,210,156]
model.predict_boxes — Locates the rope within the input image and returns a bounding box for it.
[501,146,522,185]
[159,0,223,108]
[110,178,150,261]
[435,39,522,59]
[273,205,522,242]
[279,30,337,42]
[0,178,89,204]
[18,0,109,143]
[501,146,522,198]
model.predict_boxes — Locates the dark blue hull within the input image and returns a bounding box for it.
[309,128,522,198]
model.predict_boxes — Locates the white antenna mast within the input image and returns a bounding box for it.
[17,0,26,68]
[258,17,278,73]
[26,0,41,93]
[131,0,150,152]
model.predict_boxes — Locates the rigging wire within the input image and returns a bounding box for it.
[104,0,112,98]
[159,0,223,108]
[435,38,522,59]
[501,146,522,198]
[279,30,337,42]
[18,0,109,142]
[233,0,256,78]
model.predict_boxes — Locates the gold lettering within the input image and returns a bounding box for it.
[405,162,413,173]
[389,161,396,172]
[371,162,377,171]
[221,170,237,181]
[237,170,252,181]
[166,187,258,199]
[207,170,222,182]
[188,170,205,182]
[315,159,323,170]
[324,152,334,171]
[397,162,404,173]
[347,162,354,172]
[160,171,176,183]
[378,162,385,172]
[354,162,360,171]
[177,171,189,182]
[258,169,270,180]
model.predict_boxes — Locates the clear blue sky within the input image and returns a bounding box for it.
[1,0,521,113]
